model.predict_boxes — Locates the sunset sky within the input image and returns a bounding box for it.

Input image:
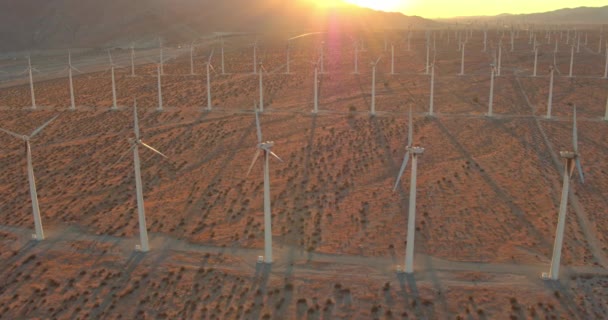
[340,0,608,18]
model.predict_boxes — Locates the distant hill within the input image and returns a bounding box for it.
[0,0,435,52]
[438,5,608,25]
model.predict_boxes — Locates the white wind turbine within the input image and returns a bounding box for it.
[311,57,321,113]
[129,43,136,77]
[258,60,268,112]
[429,55,436,116]
[0,115,59,240]
[370,56,382,116]
[459,41,466,76]
[189,42,196,75]
[205,50,216,111]
[246,108,283,263]
[220,36,226,75]
[568,44,574,78]
[156,64,163,111]
[67,50,83,111]
[604,91,608,121]
[107,50,120,111]
[393,107,424,274]
[23,56,39,109]
[352,39,360,74]
[123,99,168,252]
[487,64,496,117]
[533,45,539,77]
[603,42,607,79]
[252,39,259,74]
[546,65,555,118]
[497,41,503,76]
[542,105,585,281]
[390,43,396,75]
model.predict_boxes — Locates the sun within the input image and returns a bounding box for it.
[342,0,404,12]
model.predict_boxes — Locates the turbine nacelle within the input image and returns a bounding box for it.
[408,146,425,155]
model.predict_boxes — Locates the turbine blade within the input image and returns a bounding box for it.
[572,105,578,153]
[0,127,23,140]
[140,141,168,158]
[375,56,382,64]
[208,49,215,63]
[268,150,283,162]
[246,149,261,176]
[30,115,59,138]
[393,151,411,192]
[255,110,262,144]
[408,107,413,147]
[575,158,585,183]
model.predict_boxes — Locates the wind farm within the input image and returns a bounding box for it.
[0,2,607,319]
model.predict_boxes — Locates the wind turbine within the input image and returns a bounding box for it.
[604,41,608,79]
[497,41,503,76]
[23,56,39,109]
[246,108,283,263]
[285,41,292,74]
[370,56,381,116]
[393,107,424,274]
[546,65,555,118]
[459,41,466,76]
[429,56,436,116]
[390,43,396,75]
[488,64,496,117]
[352,39,360,74]
[205,50,216,111]
[542,105,585,281]
[129,43,136,77]
[189,43,196,75]
[257,59,269,112]
[533,45,539,77]
[312,58,320,113]
[108,50,120,111]
[125,99,168,252]
[67,50,83,111]
[568,45,574,78]
[0,115,59,240]
[156,64,163,112]
[604,91,608,121]
[220,36,226,75]
[252,39,259,74]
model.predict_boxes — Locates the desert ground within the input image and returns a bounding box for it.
[0,29,607,319]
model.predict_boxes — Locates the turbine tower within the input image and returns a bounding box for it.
[252,39,258,74]
[542,106,585,281]
[546,65,555,119]
[128,100,168,252]
[258,61,267,112]
[156,64,163,112]
[393,107,424,274]
[312,58,320,113]
[205,50,216,111]
[390,44,396,75]
[488,64,496,117]
[246,108,283,263]
[568,45,574,78]
[108,50,119,111]
[533,46,538,77]
[429,58,435,116]
[0,115,59,240]
[353,40,360,74]
[459,41,466,76]
[67,50,82,111]
[130,44,136,77]
[370,56,381,116]
[189,43,196,75]
[25,56,38,109]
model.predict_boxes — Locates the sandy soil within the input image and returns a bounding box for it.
[0,29,607,319]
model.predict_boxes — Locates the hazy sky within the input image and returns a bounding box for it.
[343,0,608,18]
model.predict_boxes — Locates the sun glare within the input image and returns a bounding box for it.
[342,0,404,12]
